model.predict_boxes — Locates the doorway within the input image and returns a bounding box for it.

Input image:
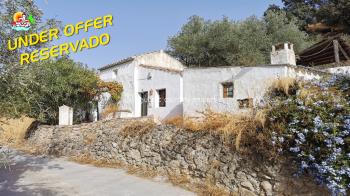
[140,91,148,116]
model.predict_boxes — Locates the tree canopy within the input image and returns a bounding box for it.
[269,0,350,33]
[28,58,100,124]
[168,10,313,67]
[0,57,123,124]
[0,0,123,124]
[0,0,60,65]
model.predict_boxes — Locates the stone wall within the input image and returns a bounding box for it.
[27,119,327,196]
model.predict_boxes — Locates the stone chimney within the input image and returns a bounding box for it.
[270,43,296,65]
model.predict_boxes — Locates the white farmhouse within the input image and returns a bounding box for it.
[98,43,326,120]
[98,50,184,120]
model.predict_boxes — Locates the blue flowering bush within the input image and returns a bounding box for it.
[265,75,350,195]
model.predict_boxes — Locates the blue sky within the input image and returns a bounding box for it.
[34,0,283,69]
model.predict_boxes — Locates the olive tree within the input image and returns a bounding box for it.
[168,10,313,67]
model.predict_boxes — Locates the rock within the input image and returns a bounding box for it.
[140,146,153,157]
[236,171,247,181]
[247,175,260,192]
[239,187,257,196]
[169,160,180,168]
[193,150,208,172]
[219,153,231,163]
[264,166,277,178]
[129,149,141,160]
[250,172,257,178]
[112,142,117,148]
[241,181,255,192]
[150,154,162,166]
[261,181,273,196]
[261,174,272,180]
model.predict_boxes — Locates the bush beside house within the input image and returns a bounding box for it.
[265,75,350,195]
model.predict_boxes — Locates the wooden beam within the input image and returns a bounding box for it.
[302,55,335,64]
[338,43,350,60]
[299,48,349,66]
[299,38,334,55]
[333,40,340,64]
[300,49,334,62]
[299,41,332,57]
[312,58,338,65]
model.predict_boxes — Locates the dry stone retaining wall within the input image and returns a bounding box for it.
[27,119,327,196]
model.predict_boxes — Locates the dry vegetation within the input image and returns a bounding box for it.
[164,109,267,151]
[0,116,34,144]
[70,154,124,168]
[126,165,158,178]
[167,173,234,196]
[196,183,235,196]
[0,116,40,158]
[271,77,297,96]
[101,104,119,119]
[120,118,156,137]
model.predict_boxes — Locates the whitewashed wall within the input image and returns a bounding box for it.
[286,67,321,80]
[99,62,135,117]
[325,66,350,75]
[136,66,183,120]
[99,50,185,119]
[183,66,288,117]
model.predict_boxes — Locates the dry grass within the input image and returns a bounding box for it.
[0,116,34,144]
[70,154,124,168]
[71,154,158,178]
[120,119,156,137]
[163,116,184,127]
[254,109,267,129]
[0,116,41,155]
[196,183,234,196]
[164,109,258,150]
[167,174,191,187]
[164,109,275,159]
[126,165,158,178]
[271,77,297,96]
[167,172,234,196]
[167,172,233,196]
[101,104,119,119]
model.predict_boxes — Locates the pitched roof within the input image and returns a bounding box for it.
[98,50,165,71]
[98,57,134,71]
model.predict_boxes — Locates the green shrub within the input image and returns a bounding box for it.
[265,75,350,195]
